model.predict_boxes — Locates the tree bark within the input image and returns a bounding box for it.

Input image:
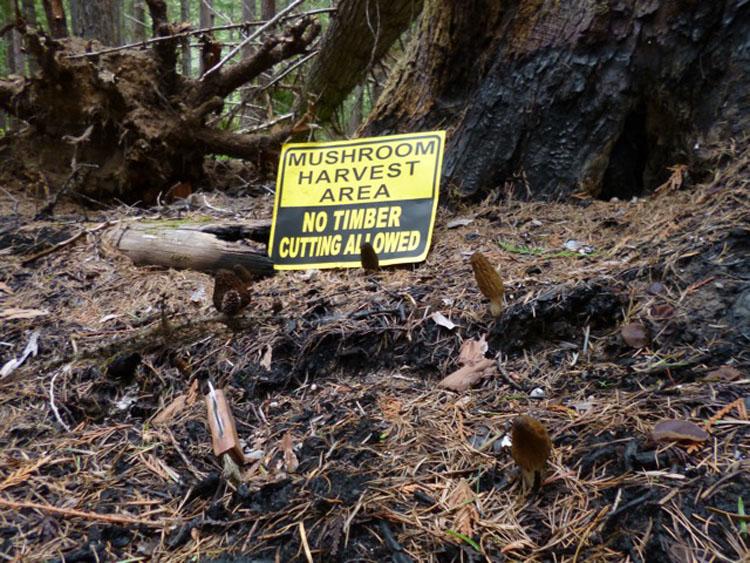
[71,0,121,45]
[132,0,146,42]
[180,0,191,76]
[199,0,214,75]
[301,0,423,123]
[20,0,38,75]
[41,0,67,38]
[364,0,750,201]
[261,0,275,21]
[108,220,274,275]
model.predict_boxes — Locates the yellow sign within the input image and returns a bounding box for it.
[268,131,445,270]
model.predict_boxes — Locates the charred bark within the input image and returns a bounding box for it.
[0,10,320,204]
[364,0,750,200]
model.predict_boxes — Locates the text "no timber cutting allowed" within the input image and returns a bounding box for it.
[268,131,445,270]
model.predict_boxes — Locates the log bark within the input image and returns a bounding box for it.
[300,0,423,123]
[364,0,750,201]
[108,220,274,274]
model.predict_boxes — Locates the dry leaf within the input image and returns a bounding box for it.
[0,308,49,320]
[446,480,478,537]
[0,282,14,294]
[438,359,494,392]
[152,395,187,426]
[621,322,650,348]
[281,431,298,473]
[705,365,742,382]
[431,312,458,330]
[260,345,273,371]
[0,331,40,379]
[655,164,688,193]
[458,335,489,366]
[446,217,474,228]
[652,419,709,443]
[650,303,675,319]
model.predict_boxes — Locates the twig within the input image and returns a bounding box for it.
[0,497,174,527]
[49,367,71,432]
[299,521,313,563]
[259,49,319,92]
[66,8,334,60]
[201,0,307,81]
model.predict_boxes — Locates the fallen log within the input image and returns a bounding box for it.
[107,219,274,274]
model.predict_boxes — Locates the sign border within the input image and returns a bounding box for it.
[268,131,445,270]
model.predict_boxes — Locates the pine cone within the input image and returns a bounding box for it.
[213,269,251,316]
[511,415,551,493]
[470,251,504,316]
[360,242,380,272]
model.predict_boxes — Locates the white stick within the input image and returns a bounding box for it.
[50,367,72,432]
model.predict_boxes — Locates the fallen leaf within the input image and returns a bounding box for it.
[458,335,488,366]
[650,303,675,319]
[438,359,495,392]
[447,217,474,229]
[446,480,478,537]
[0,282,13,294]
[0,331,40,379]
[705,365,742,382]
[652,419,709,443]
[152,395,187,426]
[621,322,650,348]
[431,311,458,330]
[0,308,49,320]
[280,431,298,473]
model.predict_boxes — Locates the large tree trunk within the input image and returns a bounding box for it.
[301,0,423,124]
[0,3,320,204]
[364,0,750,201]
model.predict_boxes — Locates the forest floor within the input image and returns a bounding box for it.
[1,140,749,562]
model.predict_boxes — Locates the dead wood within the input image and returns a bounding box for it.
[107,221,274,275]
[0,11,320,204]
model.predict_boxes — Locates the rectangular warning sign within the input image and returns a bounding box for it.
[268,131,445,270]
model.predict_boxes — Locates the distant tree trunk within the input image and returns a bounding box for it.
[300,0,423,123]
[4,0,19,130]
[41,0,68,38]
[180,0,191,76]
[242,0,255,58]
[261,0,275,20]
[364,0,750,201]
[21,0,38,75]
[199,0,214,74]
[132,0,146,42]
[71,0,121,45]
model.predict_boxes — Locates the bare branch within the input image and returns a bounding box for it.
[200,0,306,80]
[195,17,320,104]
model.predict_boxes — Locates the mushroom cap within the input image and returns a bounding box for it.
[470,252,504,300]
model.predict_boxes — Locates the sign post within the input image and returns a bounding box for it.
[269,131,445,270]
